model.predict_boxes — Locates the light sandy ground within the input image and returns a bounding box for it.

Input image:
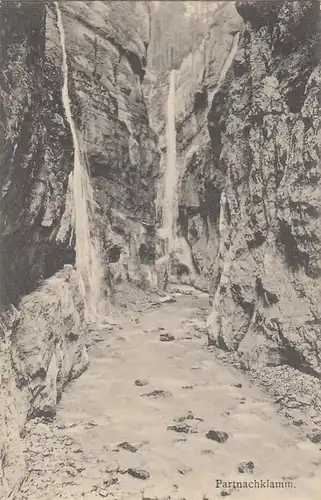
[17,293,321,500]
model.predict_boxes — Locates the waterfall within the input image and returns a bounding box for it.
[55,2,102,320]
[162,69,177,255]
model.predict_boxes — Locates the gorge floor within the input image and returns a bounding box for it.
[17,292,321,500]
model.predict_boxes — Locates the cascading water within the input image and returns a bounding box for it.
[208,32,240,103]
[162,69,177,255]
[55,2,103,320]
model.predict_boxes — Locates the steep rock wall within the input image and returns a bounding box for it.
[146,4,243,290]
[0,0,158,306]
[0,1,74,306]
[207,0,321,377]
[54,1,159,292]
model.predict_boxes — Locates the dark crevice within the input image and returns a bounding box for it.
[139,243,155,265]
[255,278,279,307]
[277,219,310,272]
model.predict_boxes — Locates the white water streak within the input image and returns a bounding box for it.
[162,69,177,255]
[55,2,102,320]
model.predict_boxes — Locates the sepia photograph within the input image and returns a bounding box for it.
[0,0,320,498]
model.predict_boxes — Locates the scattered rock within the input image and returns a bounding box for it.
[206,430,229,443]
[141,390,172,398]
[238,460,255,473]
[135,379,149,387]
[32,423,52,437]
[167,423,191,433]
[103,477,119,487]
[174,411,204,423]
[293,419,305,427]
[308,432,321,444]
[159,332,175,342]
[159,296,176,304]
[142,489,171,500]
[117,442,137,453]
[175,411,194,422]
[201,449,215,455]
[127,467,150,480]
[85,421,98,429]
[178,467,192,475]
[182,385,194,390]
[221,491,231,497]
[234,383,242,388]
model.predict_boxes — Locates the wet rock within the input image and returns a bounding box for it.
[167,423,191,434]
[127,467,150,480]
[141,390,172,398]
[238,461,255,474]
[159,332,175,342]
[174,411,203,423]
[135,379,149,387]
[234,383,243,388]
[182,385,194,390]
[206,430,229,443]
[221,491,231,497]
[117,442,138,453]
[308,432,321,444]
[178,467,192,475]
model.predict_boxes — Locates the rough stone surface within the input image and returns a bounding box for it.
[0,266,88,498]
[207,0,321,377]
[0,2,158,497]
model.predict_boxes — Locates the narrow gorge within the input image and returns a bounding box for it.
[0,1,321,499]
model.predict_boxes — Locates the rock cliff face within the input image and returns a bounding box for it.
[0,1,157,496]
[146,4,243,290]
[52,1,159,292]
[207,0,321,377]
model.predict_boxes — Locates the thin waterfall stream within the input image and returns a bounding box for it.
[55,2,103,320]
